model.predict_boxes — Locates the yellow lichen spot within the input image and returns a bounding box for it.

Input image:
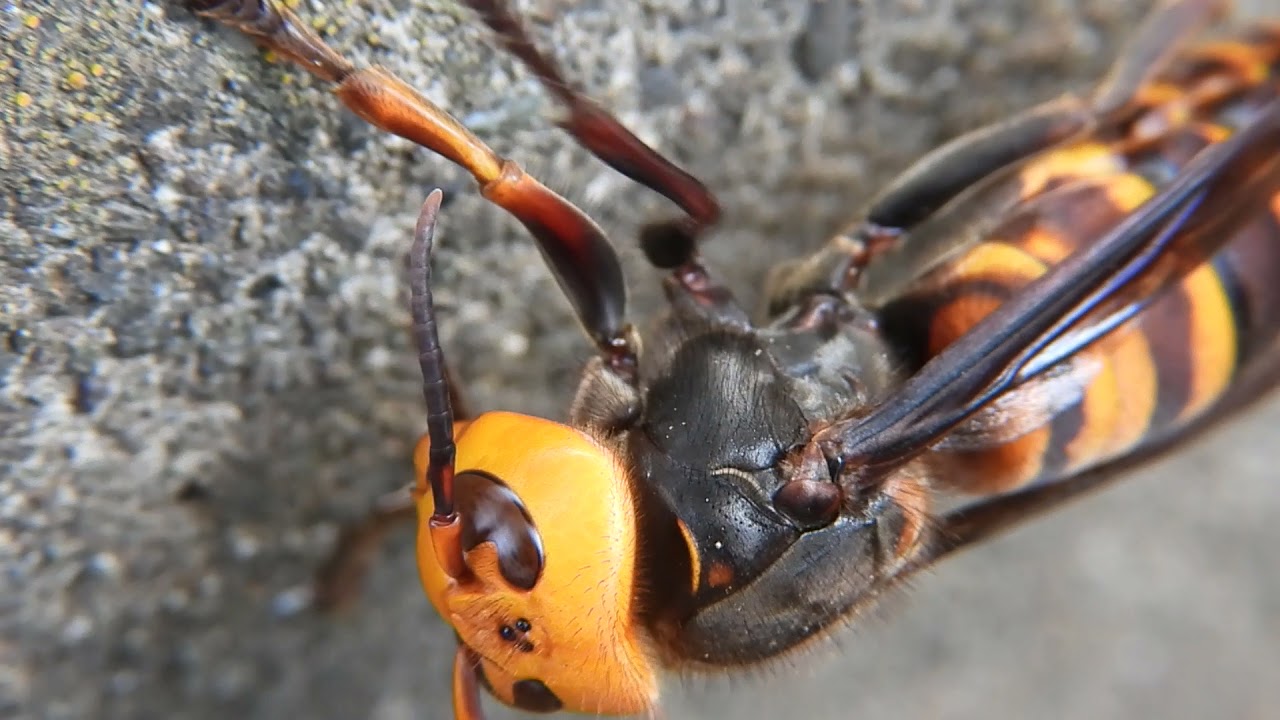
[263,49,280,64]
[366,32,382,47]
[281,73,294,85]
[23,14,40,29]
[82,111,102,123]
[65,71,88,91]
[90,64,106,78]
[67,156,80,168]
[14,91,33,108]
[284,0,301,7]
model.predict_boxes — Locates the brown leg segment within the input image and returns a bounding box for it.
[313,495,417,612]
[462,0,730,316]
[461,0,721,233]
[191,0,633,366]
[452,645,487,720]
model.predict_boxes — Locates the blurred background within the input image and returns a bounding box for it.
[3,0,1276,718]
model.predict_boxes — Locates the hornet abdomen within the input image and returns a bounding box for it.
[874,23,1280,494]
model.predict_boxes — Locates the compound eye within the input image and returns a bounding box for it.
[454,471,545,589]
[512,679,563,713]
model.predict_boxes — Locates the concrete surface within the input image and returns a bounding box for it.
[2,0,1276,719]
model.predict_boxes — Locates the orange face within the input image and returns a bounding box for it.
[413,412,658,715]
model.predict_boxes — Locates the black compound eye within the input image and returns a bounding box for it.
[499,625,517,642]
[512,679,563,713]
[454,472,546,589]
[514,618,531,632]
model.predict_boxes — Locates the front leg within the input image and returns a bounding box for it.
[312,490,416,612]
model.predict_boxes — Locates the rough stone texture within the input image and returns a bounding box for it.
[2,1,1277,719]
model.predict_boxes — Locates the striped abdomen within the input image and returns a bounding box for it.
[880,21,1280,495]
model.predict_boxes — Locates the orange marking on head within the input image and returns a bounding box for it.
[1175,265,1237,422]
[675,519,702,595]
[414,412,657,716]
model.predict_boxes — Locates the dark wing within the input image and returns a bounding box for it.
[917,331,1280,572]
[815,97,1280,481]
[856,0,1230,305]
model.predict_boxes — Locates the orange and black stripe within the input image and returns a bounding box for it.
[879,22,1280,496]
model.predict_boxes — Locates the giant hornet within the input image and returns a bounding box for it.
[190,0,1280,717]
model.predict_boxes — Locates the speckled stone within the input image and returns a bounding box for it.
[3,1,1278,719]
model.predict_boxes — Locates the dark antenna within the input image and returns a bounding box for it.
[411,190,468,580]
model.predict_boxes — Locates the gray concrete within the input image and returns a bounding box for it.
[3,1,1276,719]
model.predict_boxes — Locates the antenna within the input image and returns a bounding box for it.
[409,189,467,580]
